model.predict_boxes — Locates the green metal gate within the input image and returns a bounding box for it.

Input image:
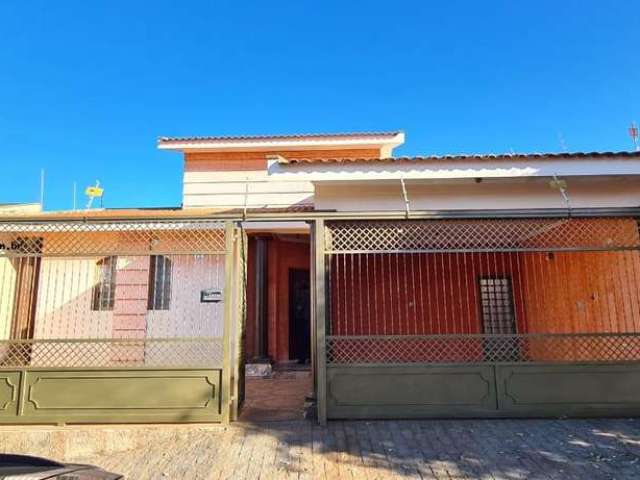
[314,217,640,422]
[0,218,245,424]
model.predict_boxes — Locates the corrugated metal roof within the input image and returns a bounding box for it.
[158,131,402,143]
[279,151,640,164]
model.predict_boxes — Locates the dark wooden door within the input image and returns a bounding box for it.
[289,268,311,363]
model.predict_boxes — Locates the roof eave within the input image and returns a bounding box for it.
[157,132,405,152]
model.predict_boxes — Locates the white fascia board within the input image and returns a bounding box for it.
[159,133,405,152]
[241,221,309,233]
[267,157,640,181]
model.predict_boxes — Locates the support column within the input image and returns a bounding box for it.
[221,221,235,423]
[314,219,327,425]
[253,236,268,360]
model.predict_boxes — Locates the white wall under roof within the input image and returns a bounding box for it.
[314,176,640,212]
[183,169,314,209]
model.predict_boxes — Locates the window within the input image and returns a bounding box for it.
[92,256,117,311]
[148,255,172,310]
[479,277,517,334]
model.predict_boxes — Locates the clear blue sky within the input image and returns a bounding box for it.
[1,1,638,210]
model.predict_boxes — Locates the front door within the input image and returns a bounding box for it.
[289,268,310,363]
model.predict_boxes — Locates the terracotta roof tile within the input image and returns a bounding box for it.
[159,131,401,143]
[280,151,640,164]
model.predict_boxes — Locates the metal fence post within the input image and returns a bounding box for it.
[314,219,328,425]
[221,221,235,423]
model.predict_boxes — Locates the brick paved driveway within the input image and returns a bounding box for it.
[4,418,639,479]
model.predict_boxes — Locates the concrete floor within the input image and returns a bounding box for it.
[2,418,640,479]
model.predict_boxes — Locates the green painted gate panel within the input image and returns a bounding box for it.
[327,365,497,419]
[496,363,640,417]
[0,369,222,424]
[327,363,640,419]
[0,371,20,419]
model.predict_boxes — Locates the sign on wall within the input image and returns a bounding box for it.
[200,289,223,303]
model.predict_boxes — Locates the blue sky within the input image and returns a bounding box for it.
[1,1,638,210]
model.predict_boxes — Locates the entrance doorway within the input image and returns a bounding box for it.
[288,268,310,364]
[240,236,312,422]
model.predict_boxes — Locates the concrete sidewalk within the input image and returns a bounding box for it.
[2,418,640,479]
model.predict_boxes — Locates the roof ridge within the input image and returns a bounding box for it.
[158,131,402,143]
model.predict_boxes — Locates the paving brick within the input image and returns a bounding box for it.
[2,413,640,478]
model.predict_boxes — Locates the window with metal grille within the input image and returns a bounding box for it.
[92,256,117,311]
[479,277,517,334]
[148,255,172,310]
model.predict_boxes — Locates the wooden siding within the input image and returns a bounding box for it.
[328,219,640,362]
[330,250,640,335]
[0,258,17,340]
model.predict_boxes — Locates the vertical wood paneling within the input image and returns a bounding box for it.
[0,258,17,340]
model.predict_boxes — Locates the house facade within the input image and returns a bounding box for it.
[1,131,640,424]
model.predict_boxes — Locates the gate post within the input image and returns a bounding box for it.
[221,221,235,423]
[314,219,328,425]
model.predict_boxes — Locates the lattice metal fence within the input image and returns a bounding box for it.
[0,219,230,369]
[327,333,640,364]
[0,219,226,257]
[325,218,640,253]
[324,217,640,365]
[0,337,223,368]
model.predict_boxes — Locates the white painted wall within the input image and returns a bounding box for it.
[314,176,640,211]
[144,254,226,367]
[30,255,225,340]
[145,254,225,338]
[183,170,314,208]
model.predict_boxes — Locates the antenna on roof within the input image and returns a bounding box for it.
[629,122,639,151]
[85,181,104,209]
[557,132,568,153]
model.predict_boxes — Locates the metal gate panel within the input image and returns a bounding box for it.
[0,218,240,424]
[327,365,496,419]
[0,368,222,424]
[318,217,640,420]
[495,363,640,417]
